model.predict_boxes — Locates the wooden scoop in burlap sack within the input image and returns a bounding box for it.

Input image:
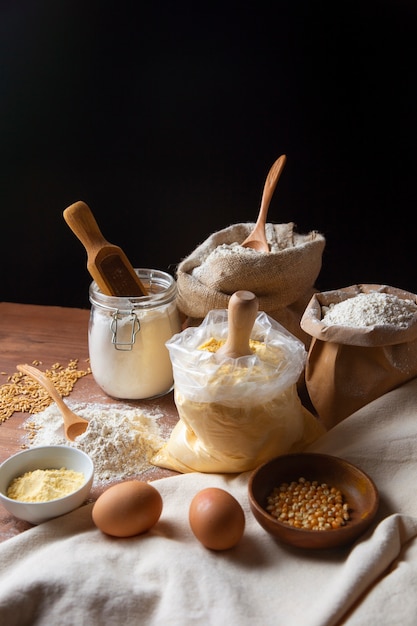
[176,222,326,347]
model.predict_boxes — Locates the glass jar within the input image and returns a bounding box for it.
[88,268,182,400]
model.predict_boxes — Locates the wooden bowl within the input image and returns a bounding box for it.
[248,453,379,549]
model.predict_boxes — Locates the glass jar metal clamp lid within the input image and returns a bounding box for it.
[88,268,182,400]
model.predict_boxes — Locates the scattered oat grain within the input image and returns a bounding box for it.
[0,360,91,423]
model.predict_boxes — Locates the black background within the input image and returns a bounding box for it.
[2,0,416,309]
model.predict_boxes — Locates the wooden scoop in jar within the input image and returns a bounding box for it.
[17,364,89,442]
[216,291,259,359]
[241,154,287,252]
[63,200,147,297]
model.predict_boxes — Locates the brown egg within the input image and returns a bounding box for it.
[92,480,163,537]
[189,487,245,550]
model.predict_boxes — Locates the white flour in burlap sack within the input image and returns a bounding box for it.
[322,292,417,328]
[23,403,169,485]
[191,224,282,280]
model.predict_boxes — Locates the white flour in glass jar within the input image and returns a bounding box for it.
[89,303,180,399]
[88,269,182,400]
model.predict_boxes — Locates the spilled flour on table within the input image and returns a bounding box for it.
[23,403,170,486]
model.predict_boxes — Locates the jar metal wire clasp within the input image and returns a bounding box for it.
[110,309,140,351]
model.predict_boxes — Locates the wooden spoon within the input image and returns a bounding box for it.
[241,154,287,252]
[216,291,259,359]
[17,364,89,441]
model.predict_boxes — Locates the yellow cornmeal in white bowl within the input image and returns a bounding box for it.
[7,468,85,502]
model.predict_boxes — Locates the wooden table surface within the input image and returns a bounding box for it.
[0,302,179,543]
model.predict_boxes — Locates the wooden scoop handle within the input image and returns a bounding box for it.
[216,291,259,359]
[63,200,110,252]
[64,200,122,258]
[63,201,147,296]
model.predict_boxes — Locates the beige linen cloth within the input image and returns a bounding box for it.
[1,379,417,625]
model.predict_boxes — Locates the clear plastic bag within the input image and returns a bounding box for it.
[152,309,324,473]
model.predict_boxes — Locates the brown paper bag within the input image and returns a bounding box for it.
[300,284,417,428]
[176,222,325,346]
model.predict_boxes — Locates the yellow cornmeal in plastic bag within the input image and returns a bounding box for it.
[154,334,325,474]
[198,337,264,353]
[7,468,85,502]
[198,338,285,380]
[198,338,226,352]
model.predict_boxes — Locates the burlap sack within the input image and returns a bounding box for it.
[300,284,417,428]
[176,222,326,346]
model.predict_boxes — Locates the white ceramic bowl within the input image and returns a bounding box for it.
[0,445,94,524]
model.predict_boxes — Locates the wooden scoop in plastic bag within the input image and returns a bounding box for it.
[216,290,258,359]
